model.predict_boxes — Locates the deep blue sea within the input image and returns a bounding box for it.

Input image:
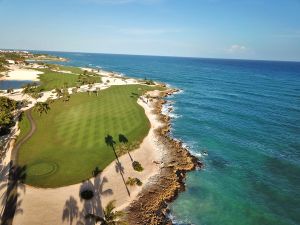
[21,51,300,224]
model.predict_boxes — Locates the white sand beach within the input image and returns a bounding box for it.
[1,67,43,81]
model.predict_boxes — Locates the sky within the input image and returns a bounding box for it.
[0,0,300,61]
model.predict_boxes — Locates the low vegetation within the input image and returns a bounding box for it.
[115,141,140,157]
[0,97,18,136]
[0,57,8,73]
[0,52,25,72]
[0,52,25,62]
[143,77,156,85]
[126,177,143,186]
[22,83,43,99]
[26,53,67,62]
[132,161,144,172]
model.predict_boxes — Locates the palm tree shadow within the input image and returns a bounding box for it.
[105,134,130,197]
[69,176,113,225]
[0,161,26,225]
[62,196,79,225]
[115,161,124,174]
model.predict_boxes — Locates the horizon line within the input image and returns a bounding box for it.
[1,48,300,63]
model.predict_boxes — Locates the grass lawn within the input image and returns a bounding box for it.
[17,84,163,187]
[37,69,79,91]
[52,65,83,74]
[37,69,101,91]
[51,64,99,76]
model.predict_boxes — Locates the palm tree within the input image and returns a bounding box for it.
[7,88,14,93]
[78,74,84,85]
[21,83,32,95]
[20,99,30,108]
[145,94,151,103]
[85,200,126,225]
[96,87,100,96]
[63,94,70,102]
[46,97,54,104]
[72,87,78,94]
[34,102,50,116]
[102,200,126,225]
[62,88,70,102]
[88,83,93,96]
[55,88,63,97]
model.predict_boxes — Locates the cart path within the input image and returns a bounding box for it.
[11,109,36,163]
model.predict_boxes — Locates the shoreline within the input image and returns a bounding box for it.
[125,89,201,224]
[0,63,201,225]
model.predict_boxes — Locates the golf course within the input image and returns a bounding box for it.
[17,84,162,188]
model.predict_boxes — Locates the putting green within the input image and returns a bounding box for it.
[26,162,58,177]
[17,84,163,188]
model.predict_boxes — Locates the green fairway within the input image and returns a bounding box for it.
[53,65,83,74]
[17,84,162,187]
[37,69,101,91]
[54,64,98,75]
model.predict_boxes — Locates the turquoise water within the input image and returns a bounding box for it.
[35,51,300,225]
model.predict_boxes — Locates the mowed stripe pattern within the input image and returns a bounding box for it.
[17,85,156,188]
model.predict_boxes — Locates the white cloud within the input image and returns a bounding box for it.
[226,44,248,53]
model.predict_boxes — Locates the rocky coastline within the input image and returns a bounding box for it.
[126,88,203,224]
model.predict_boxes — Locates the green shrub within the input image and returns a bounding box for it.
[126,177,143,186]
[115,141,141,157]
[126,177,136,186]
[132,161,144,172]
[135,178,143,186]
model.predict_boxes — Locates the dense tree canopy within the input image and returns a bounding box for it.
[0,97,18,135]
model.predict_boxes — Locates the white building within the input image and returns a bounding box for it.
[6,59,15,64]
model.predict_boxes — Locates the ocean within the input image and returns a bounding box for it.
[16,51,300,224]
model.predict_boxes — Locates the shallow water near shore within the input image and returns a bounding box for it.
[34,51,300,225]
[0,80,34,90]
